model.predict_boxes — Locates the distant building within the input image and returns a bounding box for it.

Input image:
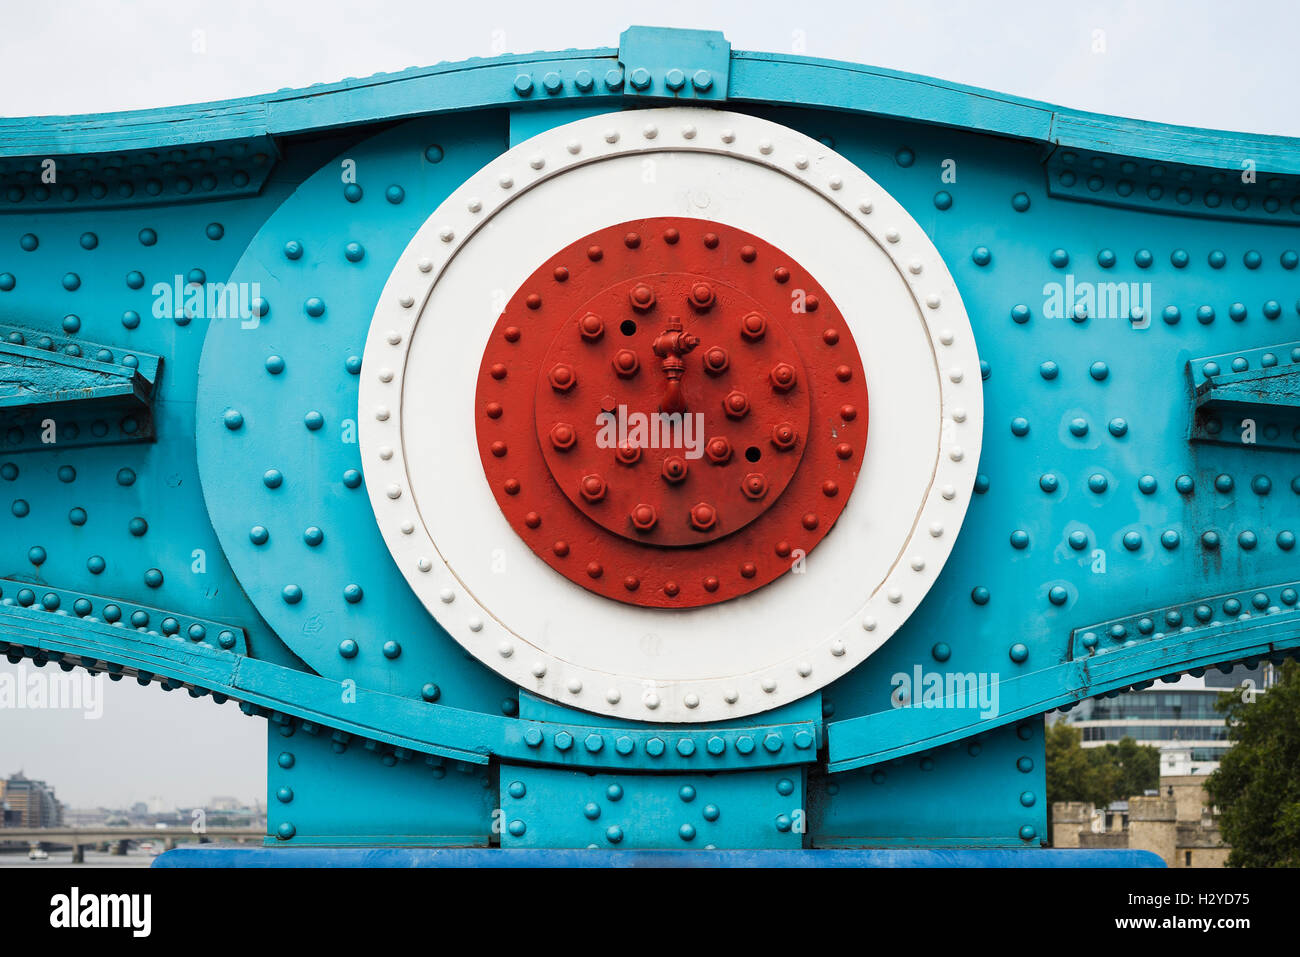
[0,772,63,827]
[1056,664,1270,774]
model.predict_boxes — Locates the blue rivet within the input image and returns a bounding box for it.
[1048,585,1068,606]
[263,468,283,489]
[343,583,363,604]
[345,355,363,375]
[1069,417,1089,437]
[304,410,324,431]
[1011,192,1030,212]
[507,819,526,837]
[679,823,696,841]
[87,555,106,575]
[1239,530,1258,550]
[1263,299,1282,319]
[703,803,720,822]
[1089,361,1109,381]
[932,642,951,662]
[1175,475,1195,494]
[1122,531,1143,551]
[1244,249,1262,269]
[1108,417,1128,437]
[342,469,363,489]
[971,586,990,605]
[128,516,148,537]
[605,825,623,844]
[344,242,365,263]
[249,525,269,546]
[980,360,991,380]
[1160,530,1181,550]
[1039,473,1059,493]
[1171,249,1189,268]
[794,730,815,750]
[121,309,140,329]
[1080,632,1098,649]
[1214,474,1234,493]
[1097,248,1116,268]
[1138,475,1157,494]
[277,751,295,769]
[974,474,990,494]
[282,584,303,604]
[223,409,244,430]
[1009,643,1028,663]
[276,822,296,841]
[382,640,401,659]
[1039,360,1058,380]
[895,147,915,167]
[1010,530,1029,550]
[265,355,285,375]
[775,814,792,833]
[1049,248,1069,268]
[304,297,325,318]
[1010,416,1029,437]
[1162,305,1181,325]
[513,73,534,96]
[1017,756,1034,773]
[187,623,206,642]
[1278,531,1296,551]
[1011,304,1030,324]
[338,639,358,659]
[574,70,595,93]
[933,191,952,210]
[606,783,623,802]
[677,784,697,803]
[1208,249,1227,269]
[1134,248,1153,268]
[343,183,363,203]
[583,802,600,820]
[1201,531,1221,550]
[1087,474,1108,494]
[1229,302,1247,322]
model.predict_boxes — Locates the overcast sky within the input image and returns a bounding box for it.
[1,1,1296,811]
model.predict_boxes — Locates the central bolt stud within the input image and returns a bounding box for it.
[741,472,769,500]
[612,349,640,378]
[771,422,798,451]
[579,313,605,342]
[549,422,576,451]
[769,362,797,392]
[615,444,641,466]
[689,502,718,531]
[580,473,607,503]
[630,504,657,531]
[549,363,576,392]
[629,283,656,312]
[662,455,688,484]
[723,390,750,420]
[702,346,729,375]
[705,437,732,464]
[740,312,767,341]
[689,282,716,310]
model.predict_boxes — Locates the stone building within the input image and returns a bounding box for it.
[0,772,63,828]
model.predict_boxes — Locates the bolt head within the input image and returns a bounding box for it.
[580,473,607,503]
[662,455,688,484]
[690,502,718,531]
[548,363,576,392]
[630,503,657,531]
[612,349,640,378]
[689,282,716,310]
[705,436,732,464]
[703,346,729,375]
[723,390,750,419]
[740,312,767,341]
[771,422,798,450]
[549,422,576,451]
[741,472,768,500]
[615,444,641,465]
[629,283,656,312]
[769,362,797,392]
[579,312,604,341]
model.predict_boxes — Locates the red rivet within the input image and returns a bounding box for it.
[631,504,657,531]
[579,313,605,342]
[624,575,640,591]
[662,455,688,483]
[664,581,680,597]
[703,346,730,375]
[485,402,503,419]
[741,472,768,500]
[769,362,797,393]
[586,561,603,579]
[689,282,716,310]
[629,283,656,312]
[805,294,819,312]
[552,540,570,557]
[490,362,508,380]
[773,266,791,284]
[836,443,853,460]
[612,349,640,378]
[822,480,839,497]
[503,326,521,342]
[615,444,642,466]
[703,233,719,249]
[835,365,853,382]
[822,328,839,345]
[490,440,508,457]
[705,437,732,464]
[525,293,542,310]
[703,576,720,592]
[587,245,603,262]
[770,423,798,451]
[690,502,718,531]
[549,363,576,392]
[723,390,750,419]
[663,227,679,244]
[624,232,641,249]
[840,404,858,421]
[740,561,757,579]
[740,245,757,263]
[580,473,607,503]
[740,312,766,341]
[549,422,576,451]
[802,512,819,530]
[600,394,618,413]
[775,541,792,558]
[504,478,520,495]
[524,511,541,528]
[553,266,569,282]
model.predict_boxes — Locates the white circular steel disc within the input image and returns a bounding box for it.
[359,107,983,723]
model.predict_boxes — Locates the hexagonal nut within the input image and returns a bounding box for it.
[548,363,577,392]
[579,473,607,503]
[549,422,577,451]
[630,503,657,532]
[689,502,718,531]
[723,390,750,420]
[702,346,729,375]
[615,444,642,466]
[770,422,798,451]
[628,283,656,312]
[689,281,716,310]
[611,349,640,378]
[579,312,605,342]
[740,312,767,341]
[741,472,769,500]
[704,436,732,464]
[769,362,798,392]
[661,455,689,484]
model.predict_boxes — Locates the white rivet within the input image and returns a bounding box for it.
[375,406,390,421]
[604,129,620,144]
[911,556,926,571]
[927,294,942,309]
[467,198,482,213]
[378,368,394,383]
[724,689,739,704]
[797,662,812,678]
[379,446,393,460]
[496,639,511,656]
[529,155,545,170]
[950,446,965,462]
[829,175,843,190]
[681,124,696,139]
[949,367,964,383]
[417,258,433,273]
[531,662,546,678]
[939,329,954,345]
[941,485,956,500]
[859,200,873,214]
[886,228,900,243]
[908,260,923,274]
[498,174,513,189]
[862,616,877,632]
[761,678,777,693]
[399,294,414,308]
[720,129,735,143]
[439,588,454,603]
[417,557,432,572]
[794,154,808,169]
[400,521,415,534]
[887,588,902,604]
[830,639,846,657]
[439,227,454,243]
[929,522,944,537]
[386,330,402,345]
[386,484,402,499]
[605,688,621,704]
[642,124,658,140]
[684,693,699,708]
[567,679,582,695]
[644,692,661,709]
[566,140,581,155]
[952,407,967,423]
[758,139,773,155]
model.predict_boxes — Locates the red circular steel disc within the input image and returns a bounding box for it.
[476,217,869,608]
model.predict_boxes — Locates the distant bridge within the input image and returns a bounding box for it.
[1,826,264,856]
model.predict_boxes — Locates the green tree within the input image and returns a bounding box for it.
[1205,659,1300,867]
[1099,736,1160,802]
[1046,721,1111,806]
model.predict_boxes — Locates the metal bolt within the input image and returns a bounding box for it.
[579,313,604,342]
[549,423,576,451]
[740,312,767,341]
[705,436,732,464]
[689,282,716,310]
[549,363,576,392]
[741,473,768,500]
[580,473,607,503]
[615,444,641,466]
[769,362,797,392]
[690,502,718,531]
[629,283,656,312]
[771,422,798,450]
[662,455,688,484]
[702,346,729,375]
[630,504,657,531]
[612,349,640,378]
[723,390,750,419]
